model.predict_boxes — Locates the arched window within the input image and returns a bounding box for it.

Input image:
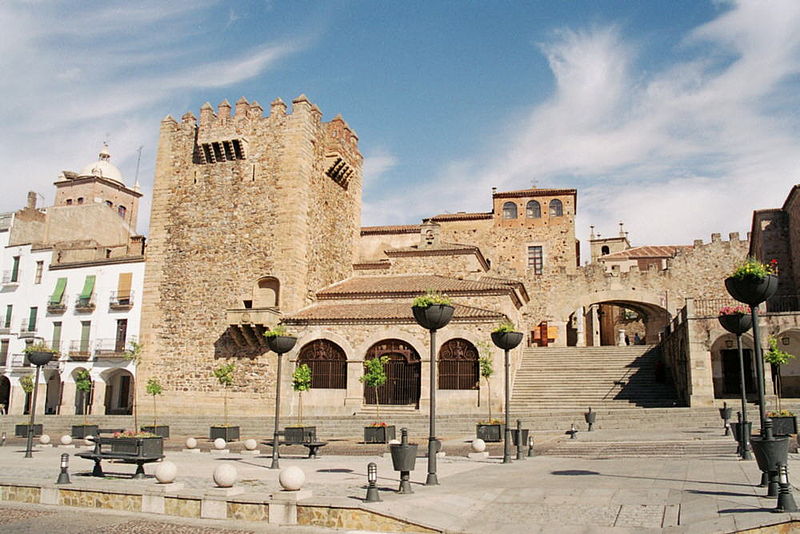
[601,245,610,255]
[298,340,347,389]
[549,199,563,217]
[438,338,479,390]
[254,277,279,308]
[118,205,127,218]
[105,200,113,208]
[364,339,421,406]
[526,200,541,219]
[502,202,517,219]
[66,199,73,205]
[77,197,84,205]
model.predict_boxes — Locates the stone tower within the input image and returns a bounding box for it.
[138,95,362,414]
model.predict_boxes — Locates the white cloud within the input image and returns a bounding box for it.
[362,1,800,255]
[362,148,398,186]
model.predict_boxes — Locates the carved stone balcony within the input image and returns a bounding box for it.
[226,307,281,349]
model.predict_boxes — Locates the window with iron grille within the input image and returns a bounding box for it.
[297,339,347,389]
[438,338,479,390]
[527,245,543,275]
[549,198,563,216]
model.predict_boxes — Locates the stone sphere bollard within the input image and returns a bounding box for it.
[471,439,486,453]
[244,438,257,451]
[60,435,73,446]
[39,434,51,445]
[155,461,177,484]
[213,463,237,488]
[279,466,305,491]
[213,438,227,450]
[84,436,94,447]
[185,437,197,449]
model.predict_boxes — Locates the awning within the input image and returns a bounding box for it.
[80,275,96,299]
[50,278,67,305]
[117,272,132,300]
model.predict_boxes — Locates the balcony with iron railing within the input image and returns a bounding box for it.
[18,320,38,339]
[94,338,131,359]
[67,339,94,361]
[109,290,134,311]
[0,323,12,335]
[2,270,20,286]
[47,293,68,314]
[74,294,96,313]
[8,353,60,369]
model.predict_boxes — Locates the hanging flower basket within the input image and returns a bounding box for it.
[491,331,523,351]
[266,335,297,354]
[725,274,778,306]
[718,307,753,335]
[412,304,454,330]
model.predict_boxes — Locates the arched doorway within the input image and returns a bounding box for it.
[769,330,800,397]
[104,369,134,415]
[297,339,347,389]
[364,339,421,408]
[568,298,669,347]
[73,368,93,416]
[44,370,62,415]
[711,335,755,399]
[0,376,9,414]
[438,338,479,390]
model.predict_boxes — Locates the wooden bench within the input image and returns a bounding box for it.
[262,440,328,459]
[76,437,163,479]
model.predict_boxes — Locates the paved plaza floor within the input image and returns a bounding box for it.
[1,428,800,533]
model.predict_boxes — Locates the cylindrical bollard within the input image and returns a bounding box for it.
[515,420,524,460]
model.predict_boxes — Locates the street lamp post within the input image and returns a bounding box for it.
[265,332,297,470]
[491,329,523,464]
[24,349,54,458]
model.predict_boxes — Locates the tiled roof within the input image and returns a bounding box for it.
[361,225,420,235]
[317,274,513,299]
[493,188,576,199]
[428,212,493,222]
[385,243,490,271]
[284,302,505,324]
[353,260,391,270]
[600,245,693,261]
[479,275,529,302]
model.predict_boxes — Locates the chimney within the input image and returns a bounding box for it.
[27,192,37,210]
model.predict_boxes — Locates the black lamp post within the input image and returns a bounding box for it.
[412,301,454,486]
[718,311,753,460]
[24,349,54,459]
[265,332,297,470]
[365,462,381,502]
[56,453,71,484]
[491,328,523,464]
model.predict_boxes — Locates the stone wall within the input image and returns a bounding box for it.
[138,96,362,415]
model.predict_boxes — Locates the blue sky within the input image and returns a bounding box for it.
[2,1,799,254]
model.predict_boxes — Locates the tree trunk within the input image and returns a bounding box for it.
[223,387,228,427]
[153,394,157,428]
[486,378,492,421]
[298,391,303,426]
[375,385,381,421]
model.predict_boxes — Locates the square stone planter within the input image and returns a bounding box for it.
[770,416,798,436]
[141,425,170,438]
[15,424,43,438]
[103,436,164,457]
[364,425,396,444]
[476,423,504,442]
[71,424,99,438]
[209,426,240,441]
[284,426,316,443]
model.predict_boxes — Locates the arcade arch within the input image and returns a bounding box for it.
[564,295,670,347]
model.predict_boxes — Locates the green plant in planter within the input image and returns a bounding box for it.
[145,378,163,428]
[493,320,517,333]
[263,325,288,338]
[360,355,389,422]
[476,340,495,422]
[213,363,236,427]
[412,291,452,307]
[731,257,778,280]
[75,369,92,425]
[123,340,143,431]
[22,342,60,356]
[764,337,795,412]
[292,363,312,426]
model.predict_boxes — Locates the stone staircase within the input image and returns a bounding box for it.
[511,345,680,410]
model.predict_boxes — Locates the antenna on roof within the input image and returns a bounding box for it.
[133,145,143,192]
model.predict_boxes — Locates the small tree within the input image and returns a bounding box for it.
[476,341,495,422]
[20,374,34,414]
[123,340,143,430]
[213,363,236,426]
[146,378,163,428]
[75,369,92,425]
[765,337,796,412]
[360,355,389,422]
[292,364,312,426]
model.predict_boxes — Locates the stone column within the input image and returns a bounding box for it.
[575,307,586,347]
[90,380,107,415]
[551,320,568,347]
[9,382,26,415]
[60,382,77,415]
[344,359,363,410]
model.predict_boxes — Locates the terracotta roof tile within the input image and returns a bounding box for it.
[493,188,576,199]
[428,212,493,222]
[386,242,479,254]
[600,245,693,260]
[284,302,505,324]
[317,274,513,299]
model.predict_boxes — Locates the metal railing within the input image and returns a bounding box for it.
[9,353,60,369]
[47,293,68,313]
[2,270,19,285]
[74,294,96,312]
[19,320,37,338]
[108,290,134,309]
[94,338,129,358]
[694,294,800,318]
[67,340,94,360]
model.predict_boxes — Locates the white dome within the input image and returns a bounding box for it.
[79,144,124,185]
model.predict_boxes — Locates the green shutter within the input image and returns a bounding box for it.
[4,305,11,328]
[52,322,62,351]
[80,321,91,353]
[11,257,19,282]
[50,278,67,305]
[80,275,96,299]
[28,307,37,331]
